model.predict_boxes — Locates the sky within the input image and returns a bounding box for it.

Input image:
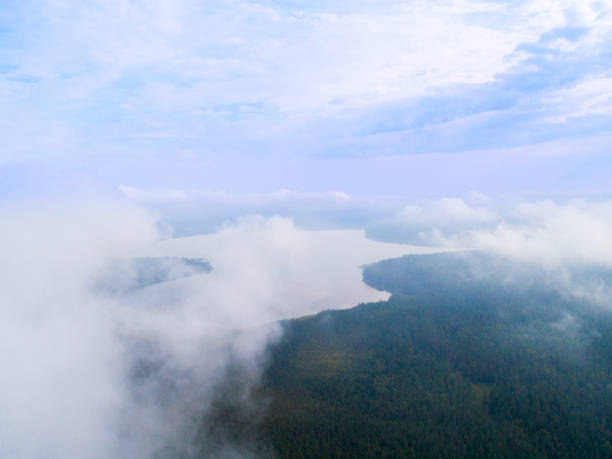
[2,0,612,206]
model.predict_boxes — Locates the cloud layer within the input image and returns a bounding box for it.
[2,0,612,198]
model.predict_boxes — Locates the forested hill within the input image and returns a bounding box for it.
[200,252,612,458]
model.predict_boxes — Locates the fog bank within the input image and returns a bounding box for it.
[0,201,440,458]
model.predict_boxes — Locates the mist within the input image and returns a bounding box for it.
[0,199,157,458]
[0,198,442,458]
[369,196,612,307]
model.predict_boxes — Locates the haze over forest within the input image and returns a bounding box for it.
[1,1,612,458]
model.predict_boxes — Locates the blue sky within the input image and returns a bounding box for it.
[1,0,612,205]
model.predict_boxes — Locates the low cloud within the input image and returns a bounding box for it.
[119,186,379,236]
[465,199,612,266]
[0,199,435,458]
[143,215,441,323]
[378,195,612,268]
[379,196,612,305]
[399,196,498,230]
[0,199,159,458]
[366,194,500,245]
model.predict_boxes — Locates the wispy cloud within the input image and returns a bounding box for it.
[545,72,612,122]
[2,0,612,186]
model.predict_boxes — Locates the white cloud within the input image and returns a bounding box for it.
[382,196,500,245]
[380,194,612,271]
[546,73,612,122]
[466,199,612,266]
[405,198,612,268]
[3,0,612,168]
[399,197,498,228]
[3,0,592,119]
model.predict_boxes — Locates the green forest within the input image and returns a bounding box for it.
[199,252,612,458]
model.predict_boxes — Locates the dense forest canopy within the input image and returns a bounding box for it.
[197,252,612,458]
